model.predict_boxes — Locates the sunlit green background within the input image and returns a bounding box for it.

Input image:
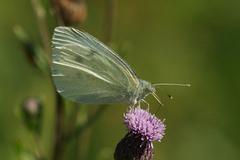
[1,0,240,160]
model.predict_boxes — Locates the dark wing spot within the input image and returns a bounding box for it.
[75,56,83,63]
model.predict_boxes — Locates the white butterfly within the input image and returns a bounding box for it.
[51,27,189,107]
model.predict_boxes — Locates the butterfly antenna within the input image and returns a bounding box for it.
[153,83,190,87]
[151,92,164,106]
[153,83,190,98]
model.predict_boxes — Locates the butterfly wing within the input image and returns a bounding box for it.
[52,27,139,104]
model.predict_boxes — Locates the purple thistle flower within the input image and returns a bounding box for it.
[114,106,166,160]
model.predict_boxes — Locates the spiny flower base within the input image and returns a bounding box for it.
[114,132,153,160]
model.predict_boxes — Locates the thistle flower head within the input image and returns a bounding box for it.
[124,106,166,144]
[114,106,166,160]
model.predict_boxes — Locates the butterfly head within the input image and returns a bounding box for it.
[136,80,161,105]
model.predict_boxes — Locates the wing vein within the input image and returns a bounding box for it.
[53,60,114,85]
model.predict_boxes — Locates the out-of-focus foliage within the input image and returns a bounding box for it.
[0,0,240,160]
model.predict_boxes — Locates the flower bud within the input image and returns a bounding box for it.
[59,0,87,25]
[21,97,43,133]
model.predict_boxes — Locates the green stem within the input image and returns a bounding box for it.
[30,0,51,62]
[51,0,65,26]
[53,94,65,160]
[64,105,108,141]
[104,0,117,44]
[50,1,67,159]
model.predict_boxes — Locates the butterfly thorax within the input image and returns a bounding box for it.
[132,79,156,105]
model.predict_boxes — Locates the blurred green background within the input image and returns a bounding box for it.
[1,0,240,160]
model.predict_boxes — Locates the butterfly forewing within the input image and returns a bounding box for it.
[52,27,139,81]
[52,27,139,104]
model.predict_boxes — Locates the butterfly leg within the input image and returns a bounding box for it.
[141,99,149,108]
[127,102,135,108]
